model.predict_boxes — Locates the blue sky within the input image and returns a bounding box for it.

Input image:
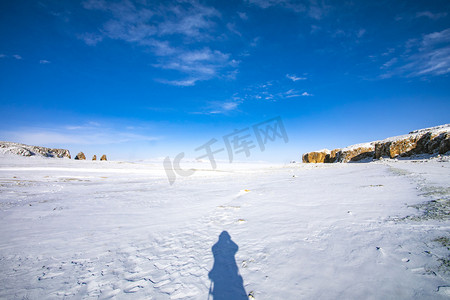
[1,0,449,162]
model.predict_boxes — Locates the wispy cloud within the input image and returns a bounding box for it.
[380,57,397,69]
[232,76,313,103]
[209,101,240,114]
[416,11,448,20]
[157,78,199,87]
[194,97,242,115]
[237,12,248,20]
[284,89,300,98]
[285,89,312,97]
[247,0,330,19]
[247,0,305,13]
[381,28,450,78]
[78,32,103,45]
[153,47,236,84]
[226,22,242,36]
[81,0,236,85]
[356,28,366,38]
[0,54,5,58]
[286,74,307,81]
[193,74,313,114]
[12,54,22,60]
[39,59,51,64]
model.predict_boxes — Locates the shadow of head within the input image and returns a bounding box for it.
[208,231,247,300]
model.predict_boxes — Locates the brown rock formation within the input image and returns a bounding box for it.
[302,124,450,163]
[302,150,329,163]
[303,145,375,163]
[374,131,450,159]
[326,149,341,163]
[75,152,86,160]
[92,155,97,161]
[338,145,375,162]
[100,154,107,161]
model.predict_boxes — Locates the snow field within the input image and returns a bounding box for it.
[0,155,449,299]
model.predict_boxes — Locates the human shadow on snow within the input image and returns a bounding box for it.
[208,231,247,300]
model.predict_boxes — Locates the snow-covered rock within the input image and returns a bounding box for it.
[302,149,330,163]
[74,152,86,160]
[374,127,450,159]
[0,141,71,158]
[303,143,375,163]
[303,124,450,163]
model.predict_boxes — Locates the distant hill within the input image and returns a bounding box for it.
[0,141,71,159]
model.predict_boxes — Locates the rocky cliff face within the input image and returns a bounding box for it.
[302,150,330,163]
[374,130,449,159]
[302,124,450,163]
[302,144,375,163]
[0,141,71,158]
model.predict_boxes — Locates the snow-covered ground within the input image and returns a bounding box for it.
[0,154,449,299]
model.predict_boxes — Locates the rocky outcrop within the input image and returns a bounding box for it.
[92,155,97,161]
[75,152,86,160]
[302,144,375,163]
[374,131,450,159]
[302,150,329,163]
[335,144,375,163]
[302,124,450,163]
[0,141,71,158]
[100,154,107,161]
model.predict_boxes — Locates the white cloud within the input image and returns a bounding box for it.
[357,28,366,38]
[227,23,242,36]
[247,0,330,19]
[157,3,219,39]
[380,57,397,69]
[381,48,395,56]
[65,126,83,130]
[234,79,313,102]
[381,28,450,78]
[421,28,450,47]
[82,0,219,42]
[286,74,307,81]
[237,12,248,20]
[284,89,301,97]
[416,11,448,20]
[194,98,242,115]
[158,78,199,86]
[221,101,239,111]
[13,54,22,60]
[0,54,6,58]
[39,60,51,64]
[78,33,103,45]
[247,0,305,12]
[250,37,260,47]
[307,0,330,20]
[153,47,233,82]
[81,0,235,85]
